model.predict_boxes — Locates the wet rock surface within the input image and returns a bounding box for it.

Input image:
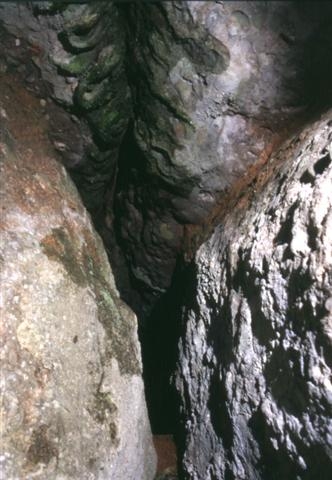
[0,77,156,480]
[175,112,332,479]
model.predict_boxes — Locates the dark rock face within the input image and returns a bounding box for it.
[175,112,332,479]
[1,1,332,467]
[114,0,332,312]
[1,1,331,317]
[0,80,156,480]
[0,1,130,221]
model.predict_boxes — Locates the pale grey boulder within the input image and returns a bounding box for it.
[175,111,332,479]
[0,136,156,479]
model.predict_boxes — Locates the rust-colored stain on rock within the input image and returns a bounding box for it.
[153,435,177,478]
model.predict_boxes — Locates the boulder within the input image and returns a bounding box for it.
[175,111,332,479]
[0,122,156,478]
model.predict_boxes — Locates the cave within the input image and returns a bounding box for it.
[1,2,332,479]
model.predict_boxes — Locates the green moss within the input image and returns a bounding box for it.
[87,98,130,144]
[41,228,140,375]
[63,4,101,32]
[76,78,117,111]
[53,50,96,76]
[65,33,99,52]
[78,81,107,110]
[81,241,141,376]
[93,391,117,422]
[94,281,141,376]
[65,20,107,52]
[91,391,120,446]
[86,46,122,83]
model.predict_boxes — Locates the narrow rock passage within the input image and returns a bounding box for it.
[0,70,178,480]
[1,2,332,478]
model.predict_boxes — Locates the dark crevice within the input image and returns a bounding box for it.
[275,201,298,249]
[300,169,315,185]
[275,173,288,196]
[139,259,186,434]
[248,409,302,480]
[2,2,332,476]
[314,153,331,175]
[307,216,319,251]
[208,372,233,449]
[105,124,186,434]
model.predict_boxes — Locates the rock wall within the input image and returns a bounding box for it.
[1,2,332,467]
[175,112,332,479]
[0,1,130,220]
[114,0,332,312]
[1,1,331,317]
[0,82,156,479]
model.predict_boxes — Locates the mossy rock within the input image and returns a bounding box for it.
[87,94,131,145]
[63,3,103,33]
[63,21,107,52]
[52,50,96,76]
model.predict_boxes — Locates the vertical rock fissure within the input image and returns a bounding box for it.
[1,3,332,477]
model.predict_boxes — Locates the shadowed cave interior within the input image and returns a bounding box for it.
[1,1,332,478]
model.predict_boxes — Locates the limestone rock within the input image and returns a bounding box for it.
[0,137,156,478]
[175,112,332,479]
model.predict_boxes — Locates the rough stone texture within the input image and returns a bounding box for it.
[1,0,332,439]
[0,83,156,479]
[1,1,331,316]
[0,1,130,220]
[128,1,323,192]
[175,112,332,479]
[114,0,332,312]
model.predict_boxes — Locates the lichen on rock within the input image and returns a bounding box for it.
[0,99,156,478]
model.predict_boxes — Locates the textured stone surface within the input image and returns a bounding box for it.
[175,112,332,479]
[1,0,332,444]
[128,1,325,192]
[1,1,331,315]
[0,1,130,219]
[114,0,332,312]
[0,85,156,479]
